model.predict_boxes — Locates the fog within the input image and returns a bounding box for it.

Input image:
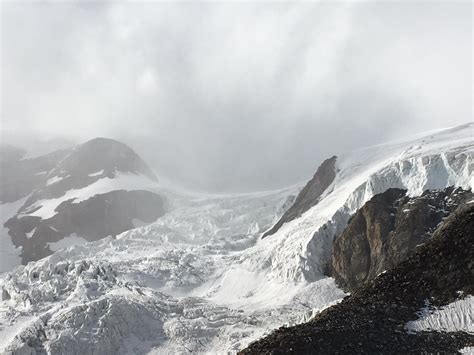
[1,1,471,192]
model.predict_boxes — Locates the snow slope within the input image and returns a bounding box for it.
[0,123,472,353]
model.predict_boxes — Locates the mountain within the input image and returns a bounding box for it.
[1,138,165,267]
[241,204,474,354]
[0,124,472,353]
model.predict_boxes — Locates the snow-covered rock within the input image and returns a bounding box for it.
[256,123,473,283]
[1,138,165,267]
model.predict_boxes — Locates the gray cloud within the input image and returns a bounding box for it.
[1,1,471,192]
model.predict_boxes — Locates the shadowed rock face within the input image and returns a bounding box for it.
[262,156,337,238]
[241,204,474,355]
[6,190,165,263]
[3,138,166,264]
[331,186,473,291]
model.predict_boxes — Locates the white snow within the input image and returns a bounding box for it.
[22,172,158,220]
[406,296,474,334]
[46,175,64,186]
[25,229,35,239]
[0,123,472,353]
[47,234,89,252]
[88,169,104,177]
[0,186,345,354]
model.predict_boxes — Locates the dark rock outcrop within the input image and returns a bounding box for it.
[241,204,474,354]
[262,156,337,238]
[6,190,165,263]
[331,186,472,291]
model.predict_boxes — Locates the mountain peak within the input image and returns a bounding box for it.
[57,137,158,182]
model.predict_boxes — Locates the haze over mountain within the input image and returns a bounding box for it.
[1,1,471,191]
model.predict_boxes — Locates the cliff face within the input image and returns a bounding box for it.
[241,204,474,355]
[331,186,473,291]
[262,156,337,238]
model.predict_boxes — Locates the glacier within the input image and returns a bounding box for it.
[0,123,472,353]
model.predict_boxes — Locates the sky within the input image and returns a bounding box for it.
[1,1,472,192]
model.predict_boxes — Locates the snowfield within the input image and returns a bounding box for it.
[0,123,472,353]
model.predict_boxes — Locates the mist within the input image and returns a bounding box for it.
[1,1,471,192]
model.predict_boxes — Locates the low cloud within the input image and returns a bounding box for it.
[1,1,471,191]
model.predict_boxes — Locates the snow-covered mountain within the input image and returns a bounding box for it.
[0,123,472,353]
[1,138,165,269]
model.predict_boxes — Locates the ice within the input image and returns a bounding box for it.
[0,123,472,353]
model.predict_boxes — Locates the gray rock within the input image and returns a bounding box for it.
[331,186,473,291]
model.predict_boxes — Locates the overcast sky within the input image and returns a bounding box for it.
[1,1,472,192]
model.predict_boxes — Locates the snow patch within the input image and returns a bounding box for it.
[406,296,474,334]
[46,175,65,186]
[88,169,105,177]
[22,172,158,220]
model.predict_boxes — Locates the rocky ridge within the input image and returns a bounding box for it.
[262,156,337,238]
